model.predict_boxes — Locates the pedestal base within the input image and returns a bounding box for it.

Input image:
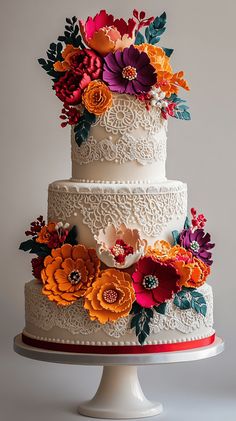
[78,366,162,419]
[14,334,224,419]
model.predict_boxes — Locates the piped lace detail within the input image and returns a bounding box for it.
[71,94,167,166]
[72,133,167,166]
[48,182,187,238]
[25,281,213,338]
[93,94,166,135]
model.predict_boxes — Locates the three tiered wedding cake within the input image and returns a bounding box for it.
[20,9,215,353]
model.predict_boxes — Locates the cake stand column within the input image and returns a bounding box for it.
[78,365,162,419]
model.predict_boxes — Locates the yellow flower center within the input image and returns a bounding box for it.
[122,66,137,81]
[103,289,118,304]
[68,270,81,285]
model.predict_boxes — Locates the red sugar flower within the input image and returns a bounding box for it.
[132,256,180,308]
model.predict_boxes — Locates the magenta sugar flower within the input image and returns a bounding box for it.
[180,228,215,266]
[103,45,157,95]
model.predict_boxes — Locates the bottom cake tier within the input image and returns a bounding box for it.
[22,280,215,354]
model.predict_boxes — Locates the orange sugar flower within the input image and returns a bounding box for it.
[157,70,190,98]
[135,44,172,74]
[53,45,80,72]
[36,222,56,244]
[41,244,100,306]
[82,80,113,115]
[84,269,135,324]
[174,257,210,289]
[146,241,192,263]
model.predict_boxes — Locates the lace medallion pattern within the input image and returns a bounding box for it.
[93,94,166,135]
[25,282,213,338]
[71,94,167,166]
[48,183,187,238]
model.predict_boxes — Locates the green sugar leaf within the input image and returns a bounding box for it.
[131,307,153,345]
[135,31,145,45]
[172,230,180,245]
[163,48,174,57]
[154,302,167,315]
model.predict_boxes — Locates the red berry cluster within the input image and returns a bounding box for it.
[191,208,207,230]
[60,103,81,128]
[25,216,45,237]
[133,9,154,32]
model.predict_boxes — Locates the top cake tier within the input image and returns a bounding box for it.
[71,93,167,183]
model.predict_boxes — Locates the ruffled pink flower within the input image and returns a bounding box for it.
[132,256,180,308]
[79,10,136,56]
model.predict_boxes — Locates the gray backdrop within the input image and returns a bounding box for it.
[0,0,235,420]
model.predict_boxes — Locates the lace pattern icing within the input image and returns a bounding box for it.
[25,281,213,338]
[93,94,166,135]
[48,182,187,238]
[72,133,167,166]
[71,94,167,166]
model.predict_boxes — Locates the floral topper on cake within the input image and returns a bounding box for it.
[38,9,191,148]
[20,208,214,345]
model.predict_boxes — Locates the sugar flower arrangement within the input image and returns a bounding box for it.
[20,208,214,345]
[38,9,190,147]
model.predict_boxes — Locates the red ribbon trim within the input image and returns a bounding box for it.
[22,333,215,354]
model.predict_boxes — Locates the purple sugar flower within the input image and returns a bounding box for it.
[180,228,215,266]
[103,45,157,95]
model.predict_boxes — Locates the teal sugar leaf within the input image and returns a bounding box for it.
[154,302,167,315]
[174,289,207,316]
[191,291,207,316]
[184,216,191,230]
[174,290,192,310]
[144,11,167,45]
[74,109,96,147]
[131,307,153,345]
[163,48,174,57]
[134,31,145,45]
[172,230,180,245]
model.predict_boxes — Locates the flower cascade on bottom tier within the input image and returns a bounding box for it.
[20,208,215,345]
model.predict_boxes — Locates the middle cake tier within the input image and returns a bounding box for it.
[48,180,187,247]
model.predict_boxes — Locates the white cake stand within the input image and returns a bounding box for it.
[14,334,224,419]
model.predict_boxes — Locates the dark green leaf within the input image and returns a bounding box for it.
[19,239,35,252]
[138,331,148,346]
[38,58,46,66]
[49,42,56,50]
[131,301,142,314]
[131,313,141,329]
[74,110,96,147]
[66,17,72,24]
[163,48,174,57]
[154,302,167,315]
[65,225,78,246]
[135,31,145,45]
[72,16,77,24]
[172,230,180,245]
[131,307,153,345]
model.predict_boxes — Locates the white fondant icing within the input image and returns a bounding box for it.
[71,93,167,182]
[48,180,187,247]
[23,280,214,346]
